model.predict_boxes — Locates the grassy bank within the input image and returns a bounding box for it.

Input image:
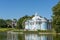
[12,29,55,34]
[0,28,56,34]
[0,28,16,32]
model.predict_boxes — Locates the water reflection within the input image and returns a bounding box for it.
[0,32,7,40]
[0,32,60,40]
[7,32,18,40]
[7,32,53,40]
[25,34,53,40]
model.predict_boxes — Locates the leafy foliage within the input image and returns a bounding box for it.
[52,2,60,33]
[5,19,12,28]
[0,19,7,28]
[17,15,32,29]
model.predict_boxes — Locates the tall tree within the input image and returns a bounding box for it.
[52,2,60,32]
[17,15,27,29]
[17,15,31,29]
[0,19,7,28]
[5,19,12,28]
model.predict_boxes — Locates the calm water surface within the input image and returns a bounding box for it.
[0,32,60,40]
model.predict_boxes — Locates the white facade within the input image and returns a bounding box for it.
[25,13,51,30]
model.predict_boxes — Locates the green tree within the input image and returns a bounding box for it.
[52,2,60,32]
[0,19,7,28]
[17,15,31,29]
[5,19,12,28]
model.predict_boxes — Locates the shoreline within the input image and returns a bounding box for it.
[7,31,57,35]
[0,28,60,35]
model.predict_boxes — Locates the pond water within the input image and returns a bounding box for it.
[0,32,60,40]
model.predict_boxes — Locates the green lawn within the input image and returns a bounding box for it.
[0,28,56,34]
[0,28,16,32]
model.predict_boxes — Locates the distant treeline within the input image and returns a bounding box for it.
[0,15,34,29]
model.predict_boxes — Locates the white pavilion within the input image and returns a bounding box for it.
[25,13,51,30]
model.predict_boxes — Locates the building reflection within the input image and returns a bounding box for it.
[25,34,53,40]
[7,32,53,40]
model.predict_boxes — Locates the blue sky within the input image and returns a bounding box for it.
[0,0,59,19]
